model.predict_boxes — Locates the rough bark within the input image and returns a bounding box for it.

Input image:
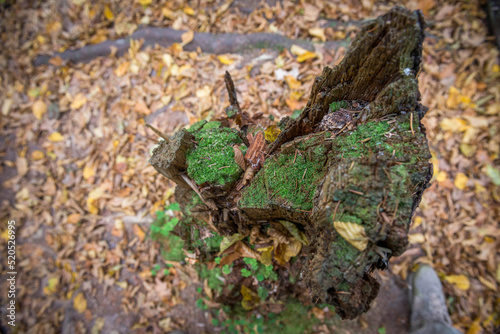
[149,6,431,320]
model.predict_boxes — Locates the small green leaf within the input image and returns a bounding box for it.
[214,257,221,264]
[378,327,386,334]
[241,268,252,277]
[486,164,500,186]
[222,265,232,275]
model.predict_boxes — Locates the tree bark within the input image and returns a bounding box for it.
[149,6,431,320]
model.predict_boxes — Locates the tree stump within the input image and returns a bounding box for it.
[149,6,431,320]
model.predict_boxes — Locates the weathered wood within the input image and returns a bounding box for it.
[149,6,431,320]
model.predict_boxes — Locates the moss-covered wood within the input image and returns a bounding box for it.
[149,6,431,320]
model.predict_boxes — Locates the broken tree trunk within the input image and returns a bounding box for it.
[149,6,431,320]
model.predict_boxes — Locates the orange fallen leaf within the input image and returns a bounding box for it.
[308,27,326,42]
[115,61,130,77]
[181,30,194,46]
[67,213,81,224]
[133,225,146,241]
[83,164,95,180]
[104,5,114,21]
[31,150,45,160]
[183,6,195,15]
[217,55,234,65]
[285,75,301,89]
[297,51,317,62]
[454,172,468,190]
[134,100,151,115]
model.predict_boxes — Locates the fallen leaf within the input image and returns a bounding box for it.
[297,51,317,62]
[290,44,308,56]
[445,274,470,291]
[417,0,435,16]
[264,125,281,143]
[279,220,308,245]
[440,117,468,133]
[133,225,145,241]
[259,247,273,266]
[217,55,234,65]
[70,93,87,110]
[43,277,59,295]
[138,0,152,6]
[219,233,245,254]
[31,150,45,160]
[2,98,12,115]
[104,5,114,21]
[181,30,194,46]
[32,100,47,120]
[134,100,151,115]
[435,171,448,182]
[478,276,497,292]
[83,164,95,180]
[285,75,301,89]
[115,61,130,77]
[73,292,87,313]
[241,285,260,310]
[408,233,425,244]
[48,132,64,142]
[485,164,500,185]
[333,221,369,251]
[467,318,481,334]
[67,213,81,224]
[183,6,195,15]
[308,27,326,42]
[454,172,468,190]
[195,85,211,98]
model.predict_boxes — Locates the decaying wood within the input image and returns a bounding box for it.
[149,6,431,320]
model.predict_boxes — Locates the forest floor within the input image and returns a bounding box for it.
[0,0,499,333]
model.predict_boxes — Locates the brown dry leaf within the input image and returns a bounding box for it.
[67,213,81,224]
[258,246,273,266]
[233,146,246,170]
[279,220,308,245]
[73,292,87,313]
[290,44,308,56]
[134,100,151,115]
[16,157,28,177]
[478,276,497,292]
[32,100,47,120]
[132,225,145,242]
[333,221,369,251]
[417,0,435,16]
[70,93,87,110]
[181,30,194,46]
[283,238,302,261]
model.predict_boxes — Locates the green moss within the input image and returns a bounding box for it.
[332,237,360,267]
[240,152,326,211]
[202,121,221,130]
[186,127,244,186]
[226,106,238,118]
[329,101,348,112]
[187,120,207,133]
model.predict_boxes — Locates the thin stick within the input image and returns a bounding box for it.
[302,168,307,180]
[410,113,415,135]
[348,189,364,195]
[146,124,169,142]
[293,149,298,163]
[219,166,231,170]
[331,201,341,223]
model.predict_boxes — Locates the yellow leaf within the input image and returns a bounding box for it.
[138,0,152,6]
[31,150,45,160]
[478,275,497,291]
[217,55,234,65]
[264,125,281,143]
[459,143,476,158]
[183,6,195,15]
[104,5,114,21]
[435,171,448,182]
[219,233,245,254]
[333,221,369,251]
[162,7,176,19]
[285,75,301,89]
[115,61,130,77]
[408,233,425,244]
[297,51,317,62]
[70,93,87,110]
[454,172,468,190]
[73,292,87,313]
[493,64,500,73]
[440,117,468,133]
[259,247,273,266]
[181,30,194,46]
[241,285,260,310]
[445,274,470,291]
[412,216,423,229]
[48,132,64,142]
[290,44,308,56]
[496,263,500,283]
[1,229,9,242]
[446,86,461,109]
[87,187,104,214]
[83,164,95,180]
[279,220,308,245]
[132,225,146,241]
[32,100,47,120]
[283,238,302,259]
[196,85,212,98]
[46,21,62,34]
[467,318,482,334]
[43,277,59,295]
[308,27,326,42]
